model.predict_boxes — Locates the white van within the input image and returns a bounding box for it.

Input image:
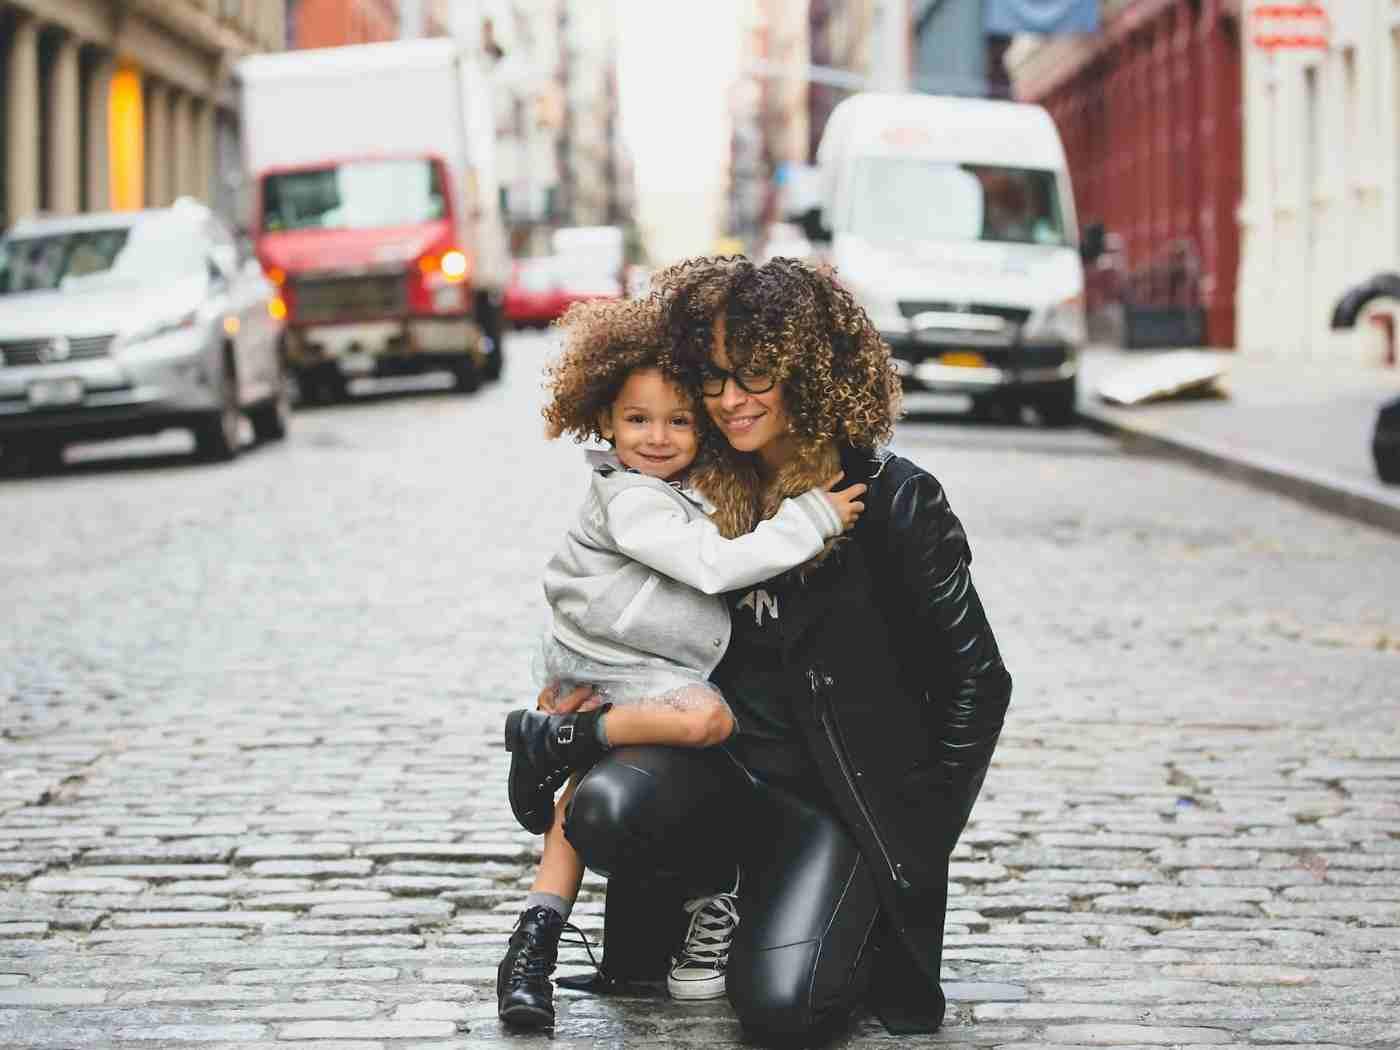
[811,93,1085,424]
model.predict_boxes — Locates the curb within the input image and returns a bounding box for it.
[1078,404,1400,537]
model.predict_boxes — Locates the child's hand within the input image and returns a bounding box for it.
[538,683,601,714]
[822,472,867,531]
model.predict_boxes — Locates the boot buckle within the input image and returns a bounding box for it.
[556,725,574,745]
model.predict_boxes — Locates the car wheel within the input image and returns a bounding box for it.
[194,362,242,462]
[250,374,291,442]
[1034,379,1078,428]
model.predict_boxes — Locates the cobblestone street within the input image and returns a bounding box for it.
[3,331,1399,1049]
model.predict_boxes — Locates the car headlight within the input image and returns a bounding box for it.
[114,310,198,351]
[1022,294,1085,346]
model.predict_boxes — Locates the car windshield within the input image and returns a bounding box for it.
[0,217,206,295]
[846,158,1068,247]
[262,159,447,232]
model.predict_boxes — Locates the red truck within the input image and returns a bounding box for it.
[237,39,509,402]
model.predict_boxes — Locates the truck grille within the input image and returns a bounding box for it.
[0,333,115,366]
[290,273,406,324]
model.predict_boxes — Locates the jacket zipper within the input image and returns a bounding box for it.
[808,667,909,891]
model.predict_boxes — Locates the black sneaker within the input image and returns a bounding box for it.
[503,705,610,834]
[667,872,741,1001]
[497,906,565,1028]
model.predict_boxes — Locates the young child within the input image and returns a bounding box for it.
[497,298,865,1029]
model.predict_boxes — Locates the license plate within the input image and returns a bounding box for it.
[28,377,84,407]
[432,286,465,311]
[940,351,986,368]
[339,351,376,377]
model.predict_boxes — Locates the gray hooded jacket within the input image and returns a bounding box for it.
[544,451,842,676]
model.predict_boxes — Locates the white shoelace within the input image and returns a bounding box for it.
[674,892,740,968]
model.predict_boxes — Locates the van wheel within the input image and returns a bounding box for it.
[1034,379,1078,427]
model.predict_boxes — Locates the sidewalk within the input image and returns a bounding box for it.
[1076,345,1400,535]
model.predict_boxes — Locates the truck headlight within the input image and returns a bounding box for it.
[849,288,907,337]
[1023,294,1085,346]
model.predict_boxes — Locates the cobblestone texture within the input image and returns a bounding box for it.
[3,334,1399,1048]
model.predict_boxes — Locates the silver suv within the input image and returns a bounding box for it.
[0,199,289,470]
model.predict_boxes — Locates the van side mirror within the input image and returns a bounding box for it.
[1080,222,1105,264]
[798,207,831,245]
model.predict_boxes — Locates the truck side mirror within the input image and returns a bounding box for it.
[1080,222,1105,264]
[798,206,831,245]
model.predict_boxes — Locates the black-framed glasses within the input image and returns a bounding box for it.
[699,362,776,397]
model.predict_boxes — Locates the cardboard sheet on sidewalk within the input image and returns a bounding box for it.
[1096,351,1229,406]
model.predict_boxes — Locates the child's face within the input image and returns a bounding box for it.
[600,367,700,481]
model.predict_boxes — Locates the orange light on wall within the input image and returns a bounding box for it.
[109,64,145,211]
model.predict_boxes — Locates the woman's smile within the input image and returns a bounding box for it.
[718,410,765,434]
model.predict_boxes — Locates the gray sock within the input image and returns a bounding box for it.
[525,891,573,921]
[594,711,611,749]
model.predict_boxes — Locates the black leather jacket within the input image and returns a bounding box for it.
[745,445,1013,1025]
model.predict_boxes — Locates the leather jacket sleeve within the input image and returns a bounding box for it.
[886,471,1013,852]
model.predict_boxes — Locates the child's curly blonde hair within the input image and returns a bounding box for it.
[541,295,692,444]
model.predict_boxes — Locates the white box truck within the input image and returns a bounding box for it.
[810,92,1086,424]
[236,38,509,400]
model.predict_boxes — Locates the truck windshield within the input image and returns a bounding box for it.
[261,159,447,232]
[847,158,1067,247]
[0,218,205,295]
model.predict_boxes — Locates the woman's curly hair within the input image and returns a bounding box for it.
[541,295,690,444]
[655,255,902,454]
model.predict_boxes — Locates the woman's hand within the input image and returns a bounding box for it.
[537,683,603,714]
[822,472,867,531]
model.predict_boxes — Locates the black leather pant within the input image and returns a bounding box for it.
[564,745,882,1044]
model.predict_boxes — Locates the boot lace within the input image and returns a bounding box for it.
[510,915,600,985]
[673,891,740,972]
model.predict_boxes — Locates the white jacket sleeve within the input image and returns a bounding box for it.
[606,485,844,595]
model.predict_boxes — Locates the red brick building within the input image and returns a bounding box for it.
[287,0,400,49]
[1011,0,1244,347]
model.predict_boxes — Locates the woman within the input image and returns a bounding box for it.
[555,256,1013,1043]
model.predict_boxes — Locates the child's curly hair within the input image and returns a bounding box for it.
[541,295,689,443]
[655,255,901,453]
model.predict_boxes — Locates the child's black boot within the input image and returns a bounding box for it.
[497,905,566,1028]
[504,704,611,833]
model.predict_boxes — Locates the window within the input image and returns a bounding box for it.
[261,159,448,232]
[846,158,1068,246]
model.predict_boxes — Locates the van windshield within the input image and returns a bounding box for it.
[261,159,447,232]
[847,158,1067,247]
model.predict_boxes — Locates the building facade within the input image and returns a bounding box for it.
[1238,0,1400,364]
[1010,0,1244,348]
[730,0,817,249]
[285,0,398,49]
[556,0,629,228]
[1,0,282,227]
[451,0,565,254]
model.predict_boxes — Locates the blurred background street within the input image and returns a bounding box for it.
[3,0,1400,1047]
